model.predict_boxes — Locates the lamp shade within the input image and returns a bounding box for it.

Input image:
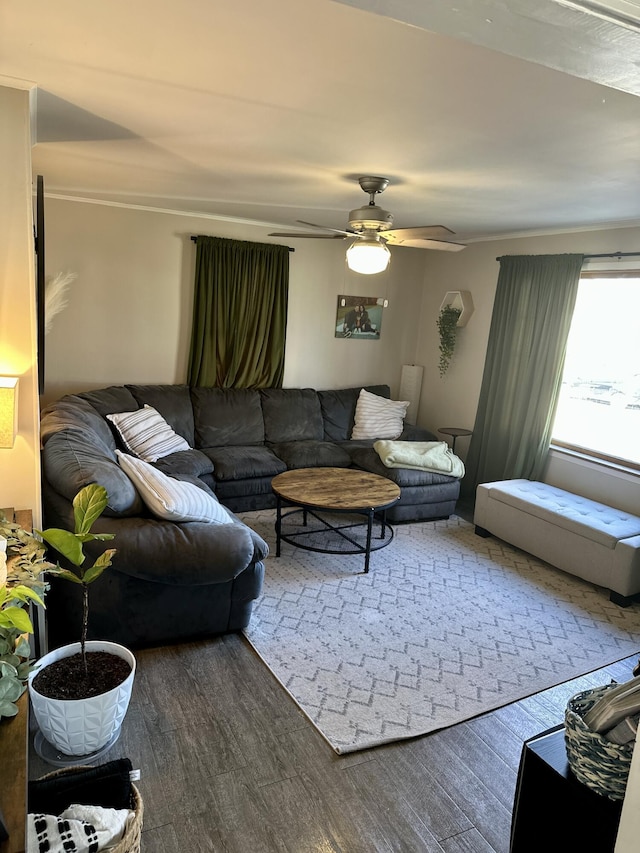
[0,377,19,449]
[346,234,391,275]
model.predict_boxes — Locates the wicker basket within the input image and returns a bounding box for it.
[37,766,143,853]
[110,783,143,853]
[565,684,635,801]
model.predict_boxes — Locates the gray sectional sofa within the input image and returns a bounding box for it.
[40,383,460,649]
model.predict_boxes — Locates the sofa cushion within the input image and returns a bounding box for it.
[77,386,140,418]
[318,385,390,441]
[153,448,214,479]
[107,405,191,462]
[260,388,324,443]
[351,389,409,440]
[127,384,195,445]
[202,446,286,481]
[116,451,232,524]
[213,476,276,505]
[191,388,264,447]
[41,431,143,517]
[268,440,352,470]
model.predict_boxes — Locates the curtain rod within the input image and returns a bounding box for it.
[496,251,640,261]
[190,235,294,252]
[583,251,640,259]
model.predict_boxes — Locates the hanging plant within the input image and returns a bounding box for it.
[437,305,462,377]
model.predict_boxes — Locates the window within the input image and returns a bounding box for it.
[552,272,640,470]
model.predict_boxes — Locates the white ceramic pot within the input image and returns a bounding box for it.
[28,640,136,756]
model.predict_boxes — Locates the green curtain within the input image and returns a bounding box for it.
[188,236,289,388]
[462,253,583,501]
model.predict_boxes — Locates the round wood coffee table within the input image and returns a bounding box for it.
[271,467,401,573]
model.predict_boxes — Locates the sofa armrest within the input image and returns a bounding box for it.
[42,481,268,586]
[87,517,268,585]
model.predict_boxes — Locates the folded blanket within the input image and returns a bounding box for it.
[374,440,465,478]
[27,805,133,853]
[29,759,134,815]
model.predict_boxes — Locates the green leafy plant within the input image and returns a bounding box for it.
[37,483,116,674]
[0,516,54,719]
[437,305,462,377]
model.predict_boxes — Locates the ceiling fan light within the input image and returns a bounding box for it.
[346,237,391,275]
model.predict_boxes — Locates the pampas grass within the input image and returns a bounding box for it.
[45,271,76,334]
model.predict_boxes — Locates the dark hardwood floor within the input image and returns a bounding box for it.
[27,500,636,851]
[29,634,638,852]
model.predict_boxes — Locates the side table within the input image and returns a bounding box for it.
[438,427,472,454]
[510,725,622,852]
[0,508,33,853]
[0,694,27,853]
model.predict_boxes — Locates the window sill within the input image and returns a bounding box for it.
[549,443,640,479]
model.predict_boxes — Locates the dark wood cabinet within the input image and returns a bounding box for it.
[0,693,27,853]
[510,725,623,852]
[0,508,33,853]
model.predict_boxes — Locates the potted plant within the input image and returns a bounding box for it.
[0,517,53,721]
[437,304,462,377]
[28,483,137,757]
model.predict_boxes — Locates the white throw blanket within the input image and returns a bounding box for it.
[374,440,465,478]
[27,804,133,853]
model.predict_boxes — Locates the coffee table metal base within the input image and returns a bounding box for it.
[275,500,394,573]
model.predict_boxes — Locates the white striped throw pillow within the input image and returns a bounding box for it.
[351,389,410,440]
[107,405,190,462]
[116,451,231,523]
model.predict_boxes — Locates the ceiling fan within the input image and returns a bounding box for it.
[269,176,466,274]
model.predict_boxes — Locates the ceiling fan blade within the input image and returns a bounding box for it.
[297,220,355,237]
[385,237,466,251]
[383,225,456,244]
[269,231,347,239]
[269,219,357,240]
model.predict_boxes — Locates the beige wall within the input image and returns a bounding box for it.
[42,197,639,514]
[42,198,425,405]
[0,85,41,520]
[416,226,640,514]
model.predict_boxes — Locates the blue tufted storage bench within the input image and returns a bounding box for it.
[473,479,640,606]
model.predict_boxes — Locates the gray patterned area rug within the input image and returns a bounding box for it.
[240,509,640,754]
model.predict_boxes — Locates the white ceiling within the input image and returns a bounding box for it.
[2,0,640,243]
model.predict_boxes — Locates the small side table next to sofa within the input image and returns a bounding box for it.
[438,427,472,454]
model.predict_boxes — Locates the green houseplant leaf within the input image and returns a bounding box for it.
[0,606,33,634]
[0,660,19,677]
[73,483,111,537]
[0,672,24,717]
[13,635,31,658]
[38,528,86,567]
[1,512,55,722]
[82,549,117,585]
[5,585,45,609]
[55,568,83,585]
[36,483,117,671]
